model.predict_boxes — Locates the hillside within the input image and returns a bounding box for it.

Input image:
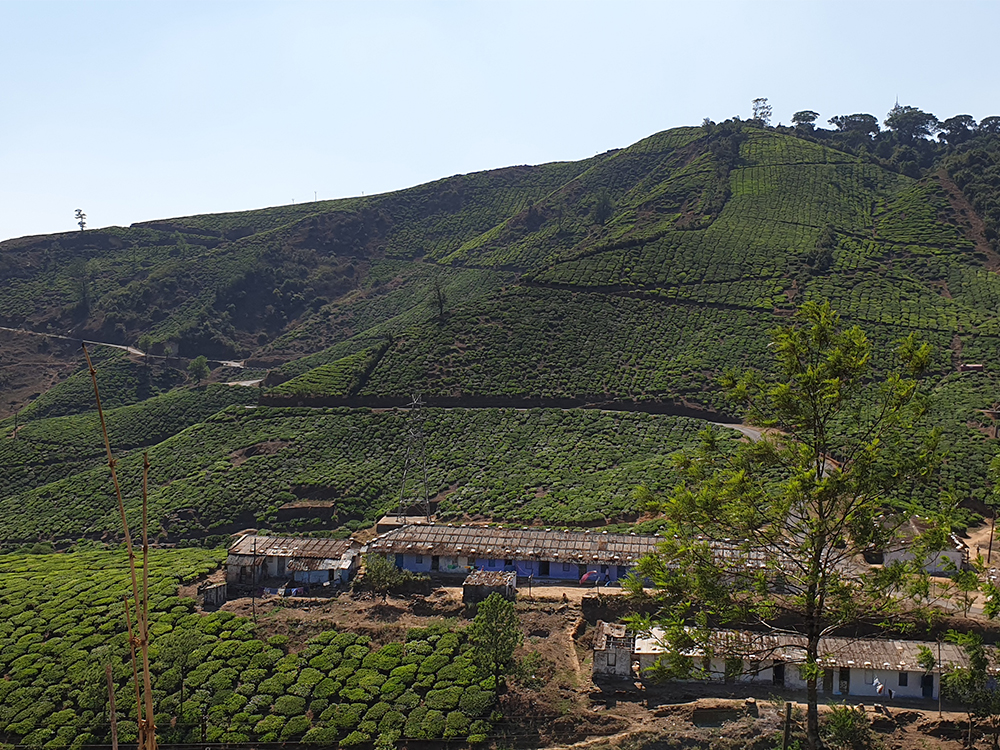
[3,121,1000,543]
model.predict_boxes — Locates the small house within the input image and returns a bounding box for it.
[592,621,634,679]
[881,517,968,576]
[463,569,517,605]
[227,534,360,587]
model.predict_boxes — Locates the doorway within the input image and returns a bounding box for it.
[772,662,785,687]
[921,674,934,699]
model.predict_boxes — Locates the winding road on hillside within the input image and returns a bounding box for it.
[0,325,246,368]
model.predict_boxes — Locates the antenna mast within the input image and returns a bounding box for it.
[396,394,431,522]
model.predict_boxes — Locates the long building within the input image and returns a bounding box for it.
[366,523,665,582]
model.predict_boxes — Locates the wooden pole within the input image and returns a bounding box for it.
[252,536,258,626]
[105,663,119,750]
[938,639,943,718]
[781,701,792,750]
[988,514,995,566]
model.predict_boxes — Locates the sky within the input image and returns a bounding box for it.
[2,0,998,242]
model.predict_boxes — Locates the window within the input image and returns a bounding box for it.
[607,651,617,667]
[415,555,423,564]
[898,672,909,687]
[864,670,874,685]
[562,563,571,572]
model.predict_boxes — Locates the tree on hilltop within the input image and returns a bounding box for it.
[939,115,977,145]
[885,104,939,140]
[828,113,879,136]
[75,208,86,231]
[626,301,941,750]
[792,110,819,129]
[751,97,772,127]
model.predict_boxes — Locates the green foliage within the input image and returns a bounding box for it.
[823,704,879,750]
[469,593,522,686]
[634,301,940,749]
[187,355,209,383]
[0,549,495,746]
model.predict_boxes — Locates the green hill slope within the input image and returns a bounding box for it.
[4,121,1000,543]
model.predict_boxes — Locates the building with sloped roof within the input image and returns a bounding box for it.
[365,523,782,585]
[624,628,979,700]
[463,569,517,604]
[365,523,663,583]
[227,534,360,587]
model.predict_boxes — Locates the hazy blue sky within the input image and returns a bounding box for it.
[2,0,997,242]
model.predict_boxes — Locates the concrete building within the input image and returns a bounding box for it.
[617,628,975,700]
[882,517,968,576]
[226,534,360,587]
[463,569,517,605]
[365,524,666,583]
[592,621,635,679]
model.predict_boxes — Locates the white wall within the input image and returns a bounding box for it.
[636,656,940,700]
[884,548,964,576]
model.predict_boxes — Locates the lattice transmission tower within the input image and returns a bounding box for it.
[396,394,431,522]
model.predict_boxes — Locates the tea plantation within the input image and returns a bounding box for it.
[0,407,732,544]
[0,550,497,747]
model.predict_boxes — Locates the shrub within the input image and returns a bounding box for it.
[379,677,406,701]
[279,715,311,741]
[379,709,406,734]
[444,710,470,739]
[404,706,428,739]
[301,726,339,744]
[328,703,363,731]
[421,709,446,739]
[341,730,371,747]
[459,686,495,717]
[254,715,284,735]
[273,695,307,717]
[425,686,463,711]
[823,704,876,750]
[268,634,290,651]
[312,678,340,699]
[418,653,450,675]
[364,702,391,722]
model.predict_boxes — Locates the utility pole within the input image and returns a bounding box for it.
[251,536,258,626]
[105,664,118,750]
[396,394,431,522]
[988,514,996,565]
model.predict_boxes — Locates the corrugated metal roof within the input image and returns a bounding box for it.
[286,558,339,572]
[367,524,661,565]
[227,554,265,567]
[594,620,633,651]
[366,524,781,569]
[631,628,980,673]
[463,570,516,587]
[229,534,353,559]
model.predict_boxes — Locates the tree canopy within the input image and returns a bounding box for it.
[884,104,939,140]
[627,301,940,750]
[469,593,522,687]
[827,113,879,136]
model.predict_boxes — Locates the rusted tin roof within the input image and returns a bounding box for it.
[286,557,339,572]
[366,524,781,569]
[594,620,633,651]
[632,628,982,673]
[463,570,516,587]
[229,534,353,560]
[367,524,661,565]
